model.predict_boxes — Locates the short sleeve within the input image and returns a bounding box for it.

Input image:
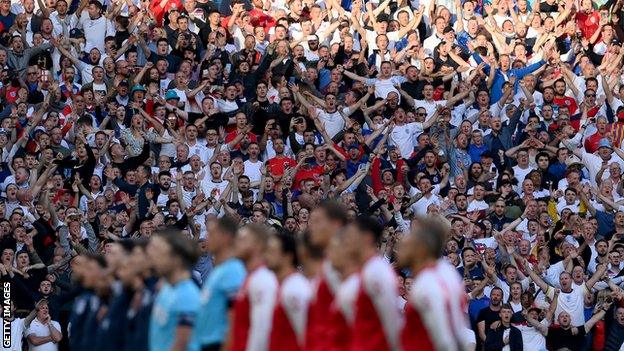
[221,265,246,296]
[173,286,200,316]
[52,321,62,335]
[364,78,376,86]
[386,31,399,41]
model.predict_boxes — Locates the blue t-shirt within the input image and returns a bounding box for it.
[149,278,200,351]
[191,258,246,348]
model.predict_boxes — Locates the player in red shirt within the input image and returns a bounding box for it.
[326,227,360,350]
[397,218,471,351]
[266,232,311,351]
[304,201,348,351]
[345,217,401,351]
[230,224,278,351]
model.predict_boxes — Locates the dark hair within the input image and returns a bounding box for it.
[354,216,384,245]
[317,200,348,225]
[300,230,324,259]
[216,216,239,238]
[158,170,172,178]
[500,303,514,311]
[155,229,200,269]
[275,231,299,267]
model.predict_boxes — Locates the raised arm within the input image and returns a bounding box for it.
[524,258,554,294]
[586,263,609,290]
[583,303,610,333]
[342,68,369,83]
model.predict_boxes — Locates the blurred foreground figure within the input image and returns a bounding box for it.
[148,230,200,351]
[398,218,473,351]
[229,224,278,351]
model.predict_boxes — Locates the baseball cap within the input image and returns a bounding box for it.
[131,84,146,94]
[165,90,180,100]
[598,138,613,150]
[69,28,84,39]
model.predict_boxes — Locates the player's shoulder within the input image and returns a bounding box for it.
[362,256,395,279]
[174,279,201,306]
[283,273,311,293]
[221,258,246,276]
[250,266,278,287]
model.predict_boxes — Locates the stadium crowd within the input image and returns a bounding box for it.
[3,0,624,349]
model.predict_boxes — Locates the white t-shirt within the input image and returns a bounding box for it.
[364,76,406,100]
[187,142,210,164]
[26,319,61,351]
[2,318,25,351]
[410,185,442,216]
[515,319,549,351]
[390,122,424,159]
[547,284,588,327]
[316,107,350,138]
[78,13,113,52]
[414,99,447,121]
[278,273,312,344]
[467,199,488,212]
[243,159,263,183]
[201,179,228,199]
[512,164,534,183]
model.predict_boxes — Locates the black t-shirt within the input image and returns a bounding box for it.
[547,326,586,351]
[539,1,559,13]
[477,306,501,330]
[188,112,229,131]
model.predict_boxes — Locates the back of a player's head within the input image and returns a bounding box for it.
[299,230,324,260]
[155,229,199,269]
[275,231,299,268]
[355,216,384,246]
[242,223,271,248]
[84,251,107,268]
[216,216,239,238]
[412,218,449,258]
[317,200,348,225]
[116,239,136,254]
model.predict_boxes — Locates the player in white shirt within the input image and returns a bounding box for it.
[397,217,471,351]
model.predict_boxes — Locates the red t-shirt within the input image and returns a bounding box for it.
[553,96,578,116]
[576,11,601,40]
[266,156,296,178]
[224,131,257,150]
[584,131,607,153]
[149,0,183,27]
[293,165,324,189]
